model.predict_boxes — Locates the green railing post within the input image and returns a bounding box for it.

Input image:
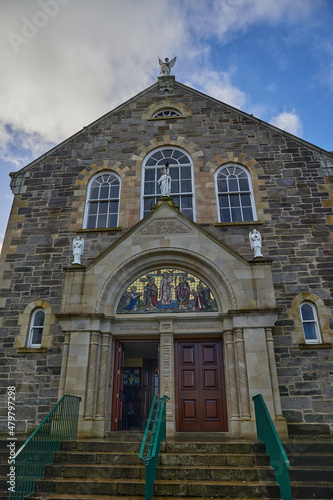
[139,395,169,500]
[253,394,292,500]
[9,394,81,500]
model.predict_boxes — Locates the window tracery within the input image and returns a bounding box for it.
[152,109,181,118]
[215,165,256,222]
[142,147,194,220]
[84,172,120,229]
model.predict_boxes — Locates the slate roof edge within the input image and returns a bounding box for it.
[10,81,159,178]
[175,81,333,159]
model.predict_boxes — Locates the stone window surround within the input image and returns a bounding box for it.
[15,299,55,353]
[214,163,258,224]
[288,292,333,349]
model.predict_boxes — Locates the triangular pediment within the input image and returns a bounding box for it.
[86,200,247,270]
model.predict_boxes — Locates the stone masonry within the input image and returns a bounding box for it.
[0,80,332,435]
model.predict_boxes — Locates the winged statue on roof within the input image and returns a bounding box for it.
[158,57,176,76]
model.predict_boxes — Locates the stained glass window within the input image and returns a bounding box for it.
[84,172,120,229]
[142,148,194,220]
[216,165,256,222]
[117,269,217,314]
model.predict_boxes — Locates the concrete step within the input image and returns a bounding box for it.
[160,452,254,466]
[31,496,265,500]
[53,451,143,465]
[36,477,273,498]
[61,440,142,453]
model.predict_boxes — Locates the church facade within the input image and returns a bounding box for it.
[1,72,332,439]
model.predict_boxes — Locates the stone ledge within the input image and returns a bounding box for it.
[16,348,47,353]
[299,342,332,349]
[215,221,264,227]
[77,227,122,233]
[148,116,186,121]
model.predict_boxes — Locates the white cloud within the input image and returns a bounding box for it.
[270,111,303,137]
[179,0,322,41]
[185,70,247,109]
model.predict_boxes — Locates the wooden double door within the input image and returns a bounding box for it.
[176,340,228,432]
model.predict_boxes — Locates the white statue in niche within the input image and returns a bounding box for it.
[158,56,176,76]
[72,236,84,264]
[158,162,172,197]
[249,229,263,258]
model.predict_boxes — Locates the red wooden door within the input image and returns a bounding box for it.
[111,341,124,431]
[176,340,227,432]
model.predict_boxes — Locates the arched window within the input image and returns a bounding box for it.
[142,147,195,220]
[300,302,321,344]
[215,165,256,222]
[84,172,120,229]
[152,109,181,118]
[27,309,45,348]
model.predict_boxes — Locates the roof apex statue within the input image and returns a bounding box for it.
[158,56,176,76]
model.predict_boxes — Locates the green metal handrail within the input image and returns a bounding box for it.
[139,395,169,500]
[9,394,81,500]
[253,394,292,500]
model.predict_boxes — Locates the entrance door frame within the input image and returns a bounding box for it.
[111,339,159,431]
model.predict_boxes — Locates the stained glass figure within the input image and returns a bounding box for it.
[116,269,218,314]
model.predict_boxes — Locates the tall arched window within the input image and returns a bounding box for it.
[84,172,120,229]
[215,165,256,222]
[27,309,45,348]
[142,147,195,220]
[300,302,322,344]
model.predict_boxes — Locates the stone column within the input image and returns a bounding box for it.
[234,328,250,418]
[224,330,240,419]
[96,333,111,419]
[84,332,100,419]
[58,332,70,399]
[265,327,283,418]
[160,333,174,434]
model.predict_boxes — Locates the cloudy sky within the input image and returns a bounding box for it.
[1,0,333,251]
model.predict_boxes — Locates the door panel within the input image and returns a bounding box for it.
[176,340,227,432]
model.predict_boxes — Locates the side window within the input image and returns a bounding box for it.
[215,165,256,222]
[142,147,195,220]
[300,302,322,344]
[84,172,120,229]
[27,309,45,348]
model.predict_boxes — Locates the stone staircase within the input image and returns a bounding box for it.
[0,433,332,499]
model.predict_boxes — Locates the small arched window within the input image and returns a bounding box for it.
[300,302,321,344]
[84,172,120,229]
[27,309,45,348]
[215,165,256,222]
[153,109,181,118]
[142,147,195,220]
